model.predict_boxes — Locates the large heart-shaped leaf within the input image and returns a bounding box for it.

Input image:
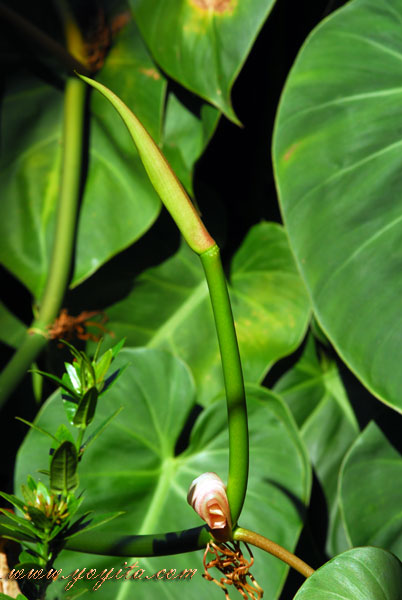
[98,222,311,405]
[294,546,402,600]
[0,18,164,299]
[273,0,402,413]
[339,421,402,560]
[274,335,359,556]
[15,349,311,599]
[129,0,277,122]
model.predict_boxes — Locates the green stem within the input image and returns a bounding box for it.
[200,246,248,527]
[0,77,86,408]
[66,526,211,556]
[233,527,315,578]
[0,513,210,556]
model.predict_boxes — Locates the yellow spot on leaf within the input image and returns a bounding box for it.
[189,0,236,15]
[139,67,161,81]
[283,142,300,162]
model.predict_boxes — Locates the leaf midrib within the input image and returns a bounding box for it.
[147,280,208,347]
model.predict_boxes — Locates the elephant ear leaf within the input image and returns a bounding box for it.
[293,547,402,600]
[273,0,402,414]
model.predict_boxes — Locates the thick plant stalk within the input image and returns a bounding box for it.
[0,77,86,408]
[200,246,248,525]
[0,513,210,556]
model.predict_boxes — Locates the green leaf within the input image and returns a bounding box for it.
[294,547,402,600]
[15,417,59,443]
[0,19,164,298]
[65,511,124,539]
[0,491,26,512]
[81,406,124,452]
[95,222,310,405]
[0,508,38,535]
[0,526,37,543]
[65,362,81,394]
[162,92,220,196]
[0,594,29,600]
[31,370,79,399]
[15,348,311,600]
[273,0,402,413]
[73,387,98,428]
[62,395,79,425]
[110,337,126,360]
[274,335,359,557]
[130,0,277,122]
[339,422,402,560]
[94,348,113,385]
[0,301,26,349]
[50,441,78,494]
[54,424,76,446]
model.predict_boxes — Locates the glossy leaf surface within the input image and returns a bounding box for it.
[100,222,311,404]
[294,546,402,600]
[130,0,276,122]
[275,335,358,556]
[340,422,402,560]
[50,440,78,494]
[273,0,402,413]
[0,19,163,299]
[15,349,311,599]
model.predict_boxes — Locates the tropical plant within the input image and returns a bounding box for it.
[0,0,402,599]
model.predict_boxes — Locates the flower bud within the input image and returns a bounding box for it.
[187,472,231,530]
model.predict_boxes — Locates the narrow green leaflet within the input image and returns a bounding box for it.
[15,349,311,600]
[73,387,98,428]
[0,18,164,298]
[339,422,402,560]
[50,441,78,495]
[129,0,277,122]
[96,222,310,405]
[274,335,359,556]
[273,0,402,413]
[162,92,220,196]
[294,547,402,600]
[0,301,26,349]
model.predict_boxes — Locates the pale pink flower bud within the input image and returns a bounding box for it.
[187,472,231,530]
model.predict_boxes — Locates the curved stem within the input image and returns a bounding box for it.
[0,514,211,557]
[0,77,86,408]
[66,525,211,557]
[200,246,248,527]
[234,527,315,578]
[77,72,250,527]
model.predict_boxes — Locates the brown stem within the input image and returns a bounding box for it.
[0,2,91,74]
[233,527,315,578]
